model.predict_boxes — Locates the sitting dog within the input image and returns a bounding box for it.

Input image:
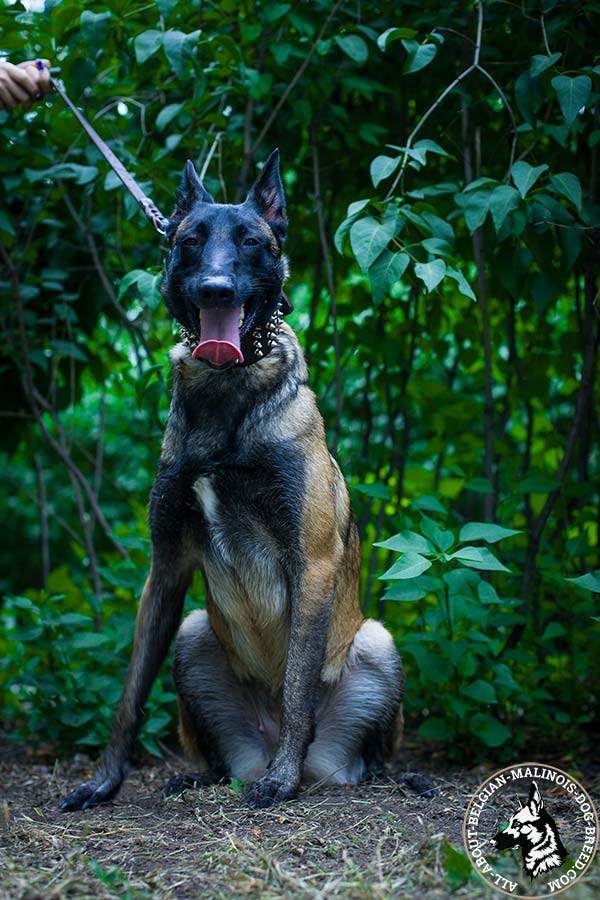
[60,150,405,810]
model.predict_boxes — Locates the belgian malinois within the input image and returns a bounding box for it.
[60,150,404,810]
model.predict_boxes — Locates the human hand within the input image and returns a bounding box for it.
[0,59,52,111]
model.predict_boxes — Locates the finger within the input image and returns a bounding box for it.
[18,59,51,70]
[0,85,17,110]
[4,82,30,106]
[7,64,39,98]
[37,67,52,96]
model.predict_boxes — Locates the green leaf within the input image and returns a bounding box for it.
[541,622,567,640]
[368,250,409,304]
[454,188,492,233]
[401,40,437,75]
[420,515,454,552]
[414,259,446,292]
[551,74,592,125]
[511,161,548,198]
[70,632,111,649]
[377,27,416,52]
[412,138,449,158]
[489,184,521,233]
[26,163,99,186]
[530,52,561,78]
[11,625,43,641]
[412,495,446,514]
[352,482,390,500]
[118,269,148,299]
[449,546,510,572]
[0,210,15,237]
[383,575,437,602]
[418,717,453,741]
[549,172,582,211]
[516,476,560,494]
[335,34,368,66]
[370,155,401,188]
[459,523,522,544]
[463,478,493,494]
[334,199,371,253]
[350,216,396,271]
[470,714,511,747]
[163,29,201,79]
[134,29,163,65]
[375,531,433,555]
[156,102,184,132]
[443,844,472,890]
[463,679,497,703]
[80,10,111,48]
[379,552,432,580]
[445,268,476,301]
[566,570,600,592]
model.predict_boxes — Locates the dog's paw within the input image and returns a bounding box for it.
[243,772,298,809]
[400,771,437,798]
[60,771,123,811]
[163,772,219,798]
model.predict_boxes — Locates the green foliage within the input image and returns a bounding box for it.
[1,0,599,763]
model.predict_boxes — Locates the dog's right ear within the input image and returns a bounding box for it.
[167,160,215,239]
[177,160,215,208]
[528,781,543,815]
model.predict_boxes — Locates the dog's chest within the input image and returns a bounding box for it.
[192,474,288,624]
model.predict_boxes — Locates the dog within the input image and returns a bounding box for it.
[492,781,568,878]
[60,150,405,811]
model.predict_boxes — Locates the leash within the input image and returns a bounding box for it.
[42,64,169,235]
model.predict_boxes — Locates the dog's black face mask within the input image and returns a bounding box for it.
[160,149,289,367]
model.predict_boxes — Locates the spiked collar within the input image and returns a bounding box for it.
[178,293,293,369]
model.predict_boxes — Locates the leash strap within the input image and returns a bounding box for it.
[48,72,169,235]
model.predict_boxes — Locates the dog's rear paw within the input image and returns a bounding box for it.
[243,773,298,809]
[400,771,436,798]
[163,772,220,798]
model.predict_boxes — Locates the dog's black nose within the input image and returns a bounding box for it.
[198,277,235,306]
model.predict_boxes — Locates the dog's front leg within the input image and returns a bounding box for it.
[60,470,194,811]
[60,561,191,810]
[244,563,335,809]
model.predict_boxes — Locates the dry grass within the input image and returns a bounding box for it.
[1,755,598,899]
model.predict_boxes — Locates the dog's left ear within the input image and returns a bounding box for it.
[528,781,543,814]
[245,149,287,243]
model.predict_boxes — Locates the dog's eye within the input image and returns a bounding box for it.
[183,236,198,247]
[243,237,260,248]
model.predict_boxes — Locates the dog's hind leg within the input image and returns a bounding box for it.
[166,609,275,795]
[304,619,405,785]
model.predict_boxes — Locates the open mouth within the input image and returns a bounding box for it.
[191,304,256,366]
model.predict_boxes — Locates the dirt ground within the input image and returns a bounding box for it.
[1,748,599,900]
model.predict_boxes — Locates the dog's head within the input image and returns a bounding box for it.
[492,781,546,853]
[161,149,289,368]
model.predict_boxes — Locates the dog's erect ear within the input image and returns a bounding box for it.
[245,149,287,243]
[177,160,215,210]
[528,781,543,815]
[167,160,215,240]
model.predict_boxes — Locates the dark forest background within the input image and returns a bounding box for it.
[1,0,599,763]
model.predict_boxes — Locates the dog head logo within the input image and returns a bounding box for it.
[492,781,568,879]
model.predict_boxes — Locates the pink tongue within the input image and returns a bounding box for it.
[192,307,244,365]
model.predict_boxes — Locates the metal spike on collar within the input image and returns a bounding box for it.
[252,328,264,359]
[179,325,195,348]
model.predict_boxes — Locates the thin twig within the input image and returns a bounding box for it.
[384,0,485,201]
[33,452,50,589]
[311,126,342,455]
[251,0,344,154]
